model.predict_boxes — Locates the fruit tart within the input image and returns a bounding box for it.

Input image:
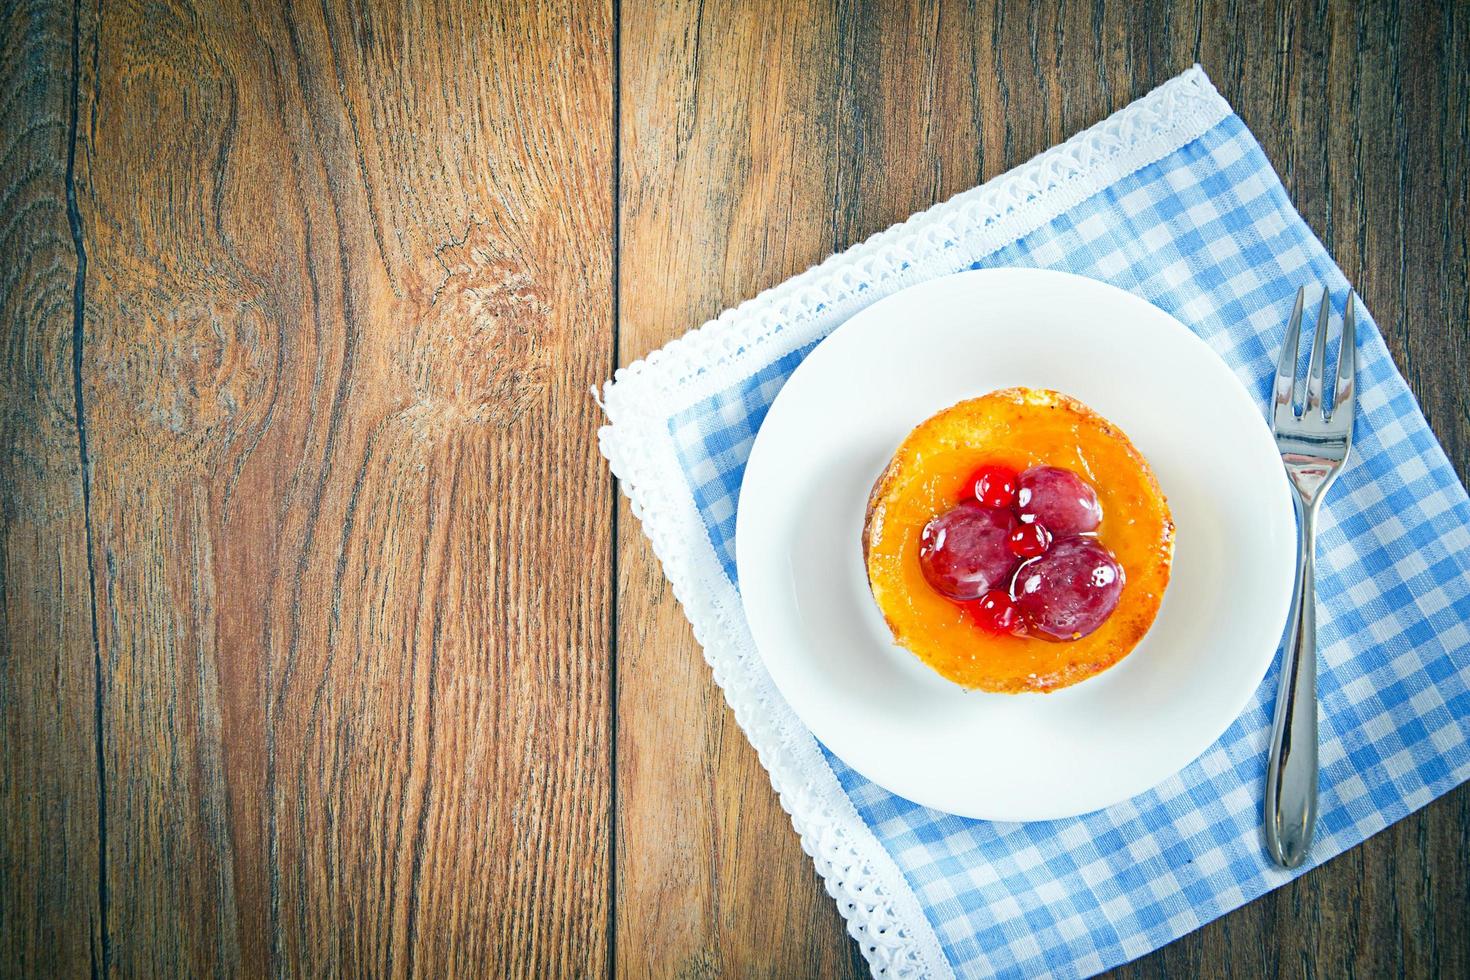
[862,388,1174,693]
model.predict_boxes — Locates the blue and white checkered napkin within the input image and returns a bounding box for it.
[598,66,1470,979]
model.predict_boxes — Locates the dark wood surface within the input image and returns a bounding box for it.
[3,0,614,975]
[3,0,1466,976]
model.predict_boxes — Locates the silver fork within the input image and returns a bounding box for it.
[1265,286,1357,869]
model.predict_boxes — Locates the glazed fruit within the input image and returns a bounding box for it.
[940,468,1111,636]
[863,388,1174,693]
[918,503,1016,601]
[1013,537,1125,640]
[969,464,1019,509]
[1007,522,1053,559]
[1017,465,1103,535]
[970,589,1022,634]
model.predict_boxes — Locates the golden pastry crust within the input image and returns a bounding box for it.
[863,388,1174,693]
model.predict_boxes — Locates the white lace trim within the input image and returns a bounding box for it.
[599,66,1232,978]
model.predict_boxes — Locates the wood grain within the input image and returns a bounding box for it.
[3,0,1466,976]
[3,0,613,975]
[614,4,873,974]
[0,0,101,975]
[616,1,1470,977]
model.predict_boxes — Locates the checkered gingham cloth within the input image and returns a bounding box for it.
[598,67,1470,979]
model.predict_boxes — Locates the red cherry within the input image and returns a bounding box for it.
[969,464,1019,509]
[970,589,1023,635]
[1008,522,1053,558]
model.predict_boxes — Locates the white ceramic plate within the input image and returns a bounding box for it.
[736,268,1296,821]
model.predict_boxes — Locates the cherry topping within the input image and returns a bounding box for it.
[970,589,1023,635]
[969,464,1019,509]
[1016,466,1103,536]
[918,502,1017,601]
[1007,522,1052,558]
[1013,537,1125,641]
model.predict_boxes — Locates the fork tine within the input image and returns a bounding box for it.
[1333,293,1356,419]
[1304,289,1332,416]
[1274,287,1306,425]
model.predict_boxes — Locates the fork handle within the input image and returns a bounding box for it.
[1265,496,1320,868]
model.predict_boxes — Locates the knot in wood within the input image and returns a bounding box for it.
[402,223,550,433]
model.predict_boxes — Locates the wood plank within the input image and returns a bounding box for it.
[0,0,102,974]
[616,1,1470,976]
[614,2,873,975]
[65,0,614,974]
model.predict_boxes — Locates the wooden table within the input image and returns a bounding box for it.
[4,0,1466,975]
